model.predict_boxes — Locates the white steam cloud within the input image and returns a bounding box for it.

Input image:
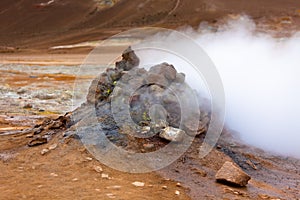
[136,16,300,158]
[195,16,300,159]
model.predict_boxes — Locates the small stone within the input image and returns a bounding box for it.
[28,137,47,147]
[94,165,103,173]
[72,178,79,182]
[106,193,116,199]
[40,149,49,155]
[175,190,180,195]
[143,143,154,150]
[215,161,251,187]
[142,126,150,132]
[101,173,110,179]
[162,186,168,189]
[132,181,145,187]
[50,121,63,129]
[176,183,181,187]
[85,157,93,161]
[159,127,186,142]
[50,173,58,177]
[23,103,33,109]
[48,144,57,150]
[106,185,121,189]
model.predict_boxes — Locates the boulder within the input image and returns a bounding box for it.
[215,161,251,187]
[116,46,140,71]
[149,63,177,81]
[144,73,169,86]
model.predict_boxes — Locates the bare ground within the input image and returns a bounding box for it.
[1,1,300,199]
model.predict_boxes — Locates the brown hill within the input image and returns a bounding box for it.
[1,0,300,50]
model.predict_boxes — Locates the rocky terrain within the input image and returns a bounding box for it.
[1,0,300,200]
[1,47,300,199]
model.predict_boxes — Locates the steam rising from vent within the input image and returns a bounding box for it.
[136,16,300,158]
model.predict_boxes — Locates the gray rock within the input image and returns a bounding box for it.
[175,72,185,83]
[149,63,177,81]
[215,161,251,187]
[159,127,185,142]
[150,119,168,134]
[116,46,140,71]
[145,73,169,86]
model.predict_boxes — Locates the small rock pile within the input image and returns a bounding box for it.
[27,47,211,151]
[84,47,211,143]
[27,114,71,147]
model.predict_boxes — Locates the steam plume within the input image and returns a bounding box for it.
[136,16,300,158]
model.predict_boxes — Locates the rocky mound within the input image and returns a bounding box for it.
[26,46,210,153]
[70,47,210,152]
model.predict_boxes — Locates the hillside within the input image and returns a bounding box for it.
[1,0,300,50]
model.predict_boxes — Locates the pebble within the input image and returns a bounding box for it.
[143,143,155,150]
[40,149,49,155]
[23,103,33,109]
[85,157,93,161]
[101,173,110,179]
[175,190,180,195]
[159,127,185,142]
[106,185,121,190]
[106,193,116,199]
[50,173,58,177]
[48,144,57,150]
[162,186,168,189]
[132,181,145,187]
[28,137,48,147]
[176,183,181,187]
[93,165,103,173]
[72,178,79,182]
